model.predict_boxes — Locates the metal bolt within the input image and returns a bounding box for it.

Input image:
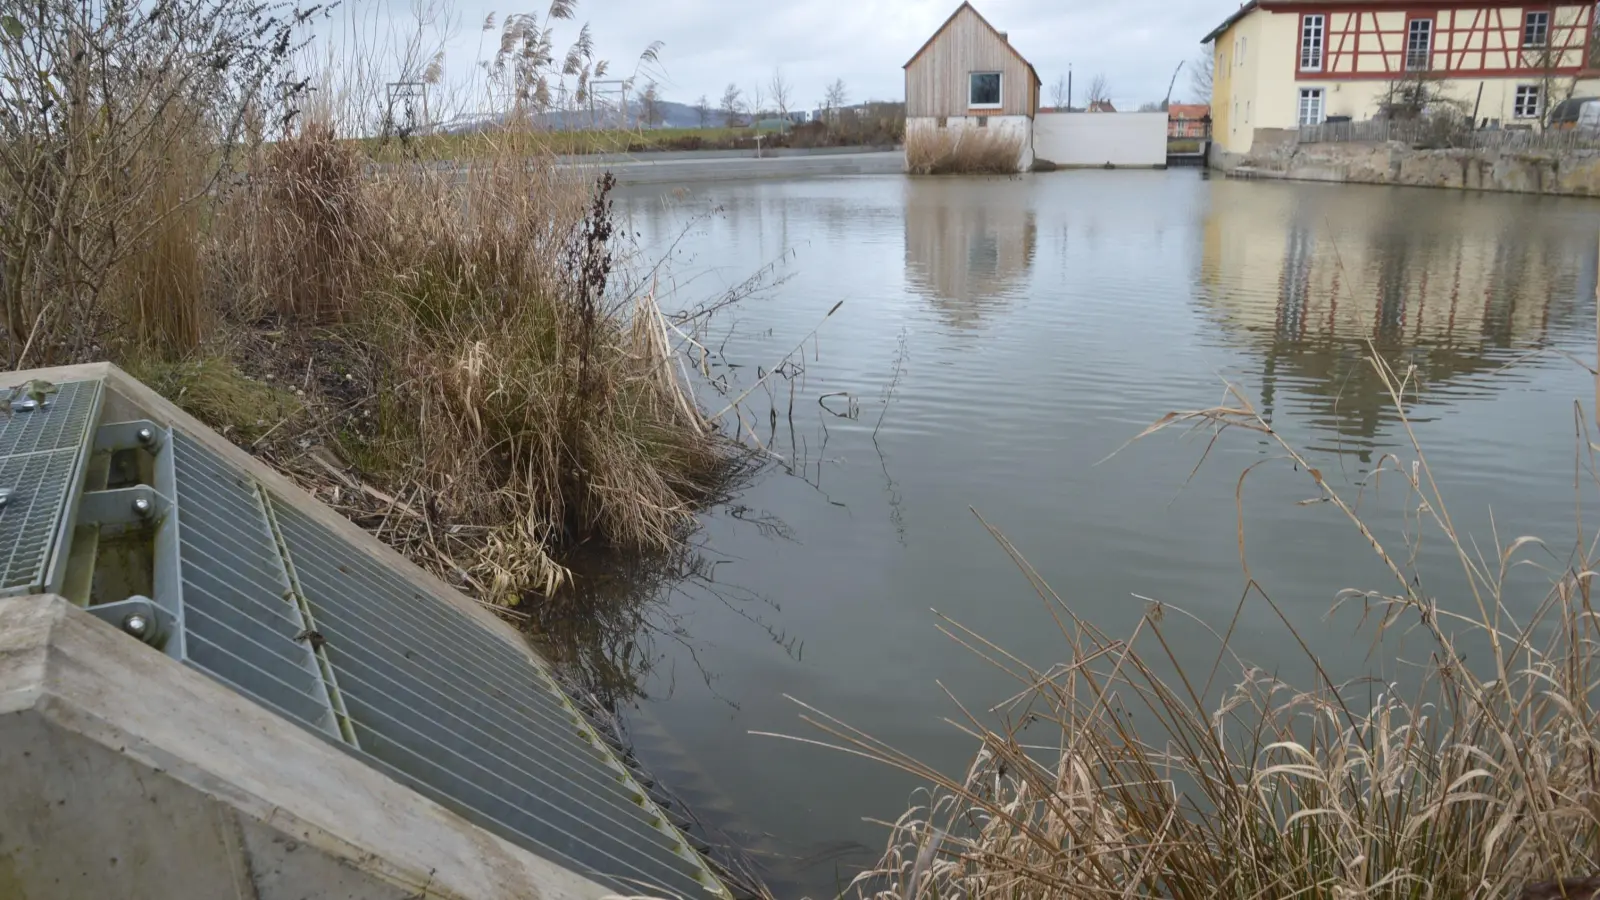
[121,614,149,639]
[136,427,154,445]
[131,496,152,517]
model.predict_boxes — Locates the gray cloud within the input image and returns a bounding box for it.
[326,0,1235,114]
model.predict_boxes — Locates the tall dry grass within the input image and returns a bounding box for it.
[779,355,1600,900]
[2,0,740,603]
[210,122,734,600]
[906,126,1024,175]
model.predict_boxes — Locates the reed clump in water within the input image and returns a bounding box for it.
[906,126,1024,175]
[782,355,1600,900]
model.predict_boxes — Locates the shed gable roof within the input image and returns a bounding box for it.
[903,1,1042,87]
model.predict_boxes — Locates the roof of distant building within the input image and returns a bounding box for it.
[1088,100,1117,113]
[1168,103,1211,119]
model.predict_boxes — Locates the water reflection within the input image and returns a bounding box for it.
[597,173,1600,900]
[1198,180,1596,455]
[904,180,1038,330]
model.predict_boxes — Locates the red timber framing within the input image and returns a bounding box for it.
[1259,1,1595,79]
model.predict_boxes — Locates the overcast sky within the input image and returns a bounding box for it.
[319,0,1237,116]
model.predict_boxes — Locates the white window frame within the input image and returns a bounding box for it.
[1240,36,1248,65]
[1406,19,1433,71]
[1298,87,1326,125]
[1524,10,1550,48]
[1514,84,1543,119]
[968,71,1003,109]
[1300,14,1326,72]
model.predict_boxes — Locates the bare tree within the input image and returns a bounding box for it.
[696,94,710,127]
[1087,74,1110,107]
[1137,100,1165,112]
[823,78,848,123]
[746,82,766,120]
[768,67,793,119]
[639,80,662,127]
[719,82,742,126]
[1189,52,1214,103]
[1050,75,1068,109]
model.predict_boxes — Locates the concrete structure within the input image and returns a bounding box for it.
[0,593,616,900]
[0,363,728,900]
[1205,0,1600,156]
[1034,112,1170,167]
[904,2,1042,171]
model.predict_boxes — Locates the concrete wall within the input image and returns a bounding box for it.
[0,593,619,900]
[1033,112,1168,167]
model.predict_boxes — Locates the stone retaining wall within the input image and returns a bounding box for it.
[1211,127,1600,197]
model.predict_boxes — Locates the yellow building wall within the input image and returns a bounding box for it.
[1214,11,1274,154]
[1213,31,1233,142]
[1210,3,1597,151]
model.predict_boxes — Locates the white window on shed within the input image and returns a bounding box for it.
[1297,88,1325,125]
[969,72,1002,108]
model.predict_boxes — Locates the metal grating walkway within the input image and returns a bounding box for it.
[167,436,723,898]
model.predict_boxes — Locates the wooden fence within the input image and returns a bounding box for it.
[1298,119,1600,151]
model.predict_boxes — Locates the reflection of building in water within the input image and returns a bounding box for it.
[1198,180,1594,449]
[903,182,1037,330]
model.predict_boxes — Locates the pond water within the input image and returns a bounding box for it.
[604,172,1600,897]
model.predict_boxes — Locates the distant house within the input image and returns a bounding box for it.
[904,1,1042,170]
[1202,0,1600,157]
[1167,103,1211,137]
[1087,100,1117,113]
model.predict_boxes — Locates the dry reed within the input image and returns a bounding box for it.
[4,0,741,605]
[773,354,1600,900]
[906,127,1024,175]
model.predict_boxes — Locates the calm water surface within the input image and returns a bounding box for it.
[603,172,1599,896]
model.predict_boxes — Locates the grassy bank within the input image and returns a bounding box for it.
[364,116,905,163]
[802,360,1600,899]
[0,3,739,604]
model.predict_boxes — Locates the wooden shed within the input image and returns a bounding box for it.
[904,2,1042,171]
[905,3,1040,118]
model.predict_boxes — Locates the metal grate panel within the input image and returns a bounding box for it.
[0,451,80,592]
[268,497,720,898]
[0,380,100,595]
[0,380,98,457]
[171,434,339,739]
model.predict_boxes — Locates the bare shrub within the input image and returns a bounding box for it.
[0,0,313,364]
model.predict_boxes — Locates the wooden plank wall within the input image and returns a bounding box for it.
[906,6,1036,117]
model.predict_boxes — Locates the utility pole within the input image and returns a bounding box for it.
[1067,64,1073,111]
